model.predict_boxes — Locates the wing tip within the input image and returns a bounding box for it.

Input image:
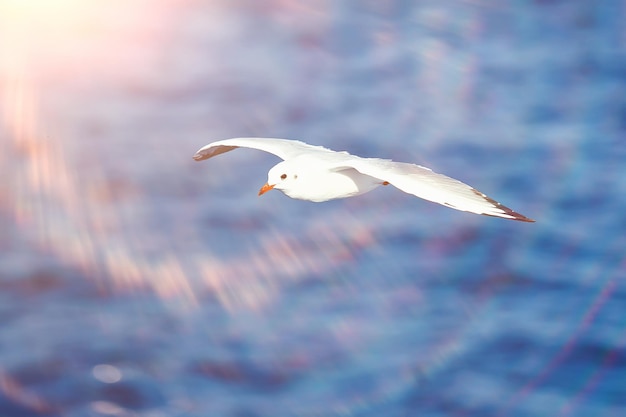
[192,152,208,161]
[472,189,535,223]
[484,210,536,223]
[506,210,535,222]
[192,145,238,162]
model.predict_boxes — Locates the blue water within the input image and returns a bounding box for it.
[1,1,625,416]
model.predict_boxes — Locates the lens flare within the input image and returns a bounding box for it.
[1,0,356,314]
[0,0,199,299]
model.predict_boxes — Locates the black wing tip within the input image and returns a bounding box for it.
[192,145,239,162]
[481,207,535,222]
[510,210,535,222]
[192,152,208,161]
[472,189,535,223]
[501,211,536,223]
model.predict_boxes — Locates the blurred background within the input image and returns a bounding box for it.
[1,0,625,416]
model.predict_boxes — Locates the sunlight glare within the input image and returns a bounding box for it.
[0,0,382,313]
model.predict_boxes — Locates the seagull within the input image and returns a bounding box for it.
[193,138,534,222]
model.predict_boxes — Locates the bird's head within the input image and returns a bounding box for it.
[258,161,299,196]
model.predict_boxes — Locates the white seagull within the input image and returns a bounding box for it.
[193,138,534,222]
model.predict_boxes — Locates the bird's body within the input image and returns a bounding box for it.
[267,155,383,202]
[193,137,534,222]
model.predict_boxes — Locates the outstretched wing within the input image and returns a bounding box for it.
[193,137,333,162]
[339,158,534,222]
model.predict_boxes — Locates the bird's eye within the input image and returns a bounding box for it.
[280,174,287,180]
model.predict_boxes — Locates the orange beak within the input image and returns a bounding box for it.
[258,183,275,196]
